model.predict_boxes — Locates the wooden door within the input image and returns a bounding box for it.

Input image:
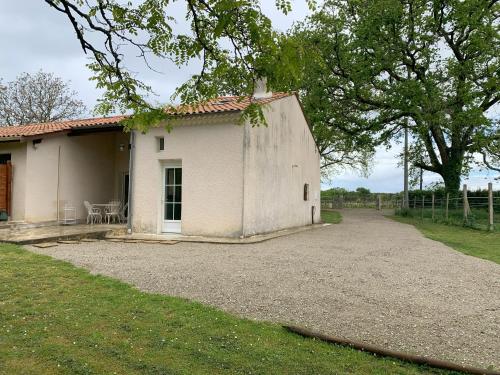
[0,161,12,216]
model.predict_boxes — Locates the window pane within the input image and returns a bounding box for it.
[175,168,182,185]
[158,137,164,151]
[174,203,182,220]
[166,169,174,185]
[165,203,174,220]
[175,185,182,202]
[166,186,174,202]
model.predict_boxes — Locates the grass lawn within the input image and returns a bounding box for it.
[392,216,500,265]
[0,244,456,375]
[321,210,342,224]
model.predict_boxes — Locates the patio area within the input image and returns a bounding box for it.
[0,223,126,244]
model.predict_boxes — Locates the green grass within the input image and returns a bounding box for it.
[392,216,500,264]
[0,244,456,375]
[321,210,342,224]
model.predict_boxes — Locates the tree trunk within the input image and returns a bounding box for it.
[440,157,463,195]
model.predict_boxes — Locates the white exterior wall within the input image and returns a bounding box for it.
[242,95,321,236]
[131,114,245,237]
[113,132,131,202]
[0,142,27,221]
[20,132,127,223]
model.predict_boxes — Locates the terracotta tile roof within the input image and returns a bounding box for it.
[175,92,291,115]
[0,92,292,139]
[0,116,127,139]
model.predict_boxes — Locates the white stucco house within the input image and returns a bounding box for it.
[0,91,321,238]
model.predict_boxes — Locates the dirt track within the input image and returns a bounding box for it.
[30,209,500,368]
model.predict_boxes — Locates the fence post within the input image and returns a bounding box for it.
[421,195,425,219]
[377,195,382,210]
[413,196,417,209]
[445,193,449,221]
[432,193,435,220]
[463,184,469,223]
[488,182,494,231]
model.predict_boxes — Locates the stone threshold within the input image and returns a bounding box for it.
[106,223,330,245]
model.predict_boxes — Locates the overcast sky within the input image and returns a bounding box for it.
[1,1,498,192]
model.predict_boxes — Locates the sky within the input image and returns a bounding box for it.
[0,1,498,193]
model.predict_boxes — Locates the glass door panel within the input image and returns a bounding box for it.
[163,166,182,233]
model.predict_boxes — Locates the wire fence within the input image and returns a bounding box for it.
[395,183,499,232]
[321,182,499,232]
[321,197,400,209]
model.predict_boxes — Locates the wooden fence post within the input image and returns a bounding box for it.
[488,182,494,231]
[421,195,425,219]
[377,195,382,210]
[432,193,435,220]
[463,184,469,223]
[445,193,449,221]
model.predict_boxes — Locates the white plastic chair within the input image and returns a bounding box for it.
[84,201,102,224]
[105,201,121,224]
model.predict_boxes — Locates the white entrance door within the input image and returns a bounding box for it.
[162,166,182,233]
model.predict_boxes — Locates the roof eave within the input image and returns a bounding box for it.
[0,137,22,143]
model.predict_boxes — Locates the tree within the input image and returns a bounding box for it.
[42,1,370,175]
[277,30,375,176]
[42,0,309,128]
[0,71,86,126]
[315,121,374,176]
[291,0,499,192]
[356,187,371,196]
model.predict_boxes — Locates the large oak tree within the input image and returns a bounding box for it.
[290,0,499,192]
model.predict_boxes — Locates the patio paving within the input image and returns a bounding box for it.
[0,223,126,244]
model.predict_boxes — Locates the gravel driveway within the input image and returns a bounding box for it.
[30,209,500,369]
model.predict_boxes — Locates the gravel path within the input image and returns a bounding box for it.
[29,209,500,369]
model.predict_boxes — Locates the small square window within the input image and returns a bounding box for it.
[303,183,309,201]
[157,137,165,151]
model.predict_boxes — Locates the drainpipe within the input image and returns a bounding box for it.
[56,145,61,223]
[240,123,248,238]
[126,131,135,234]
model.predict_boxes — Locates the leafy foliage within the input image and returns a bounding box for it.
[43,0,307,128]
[277,30,375,175]
[0,71,86,126]
[290,0,499,192]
